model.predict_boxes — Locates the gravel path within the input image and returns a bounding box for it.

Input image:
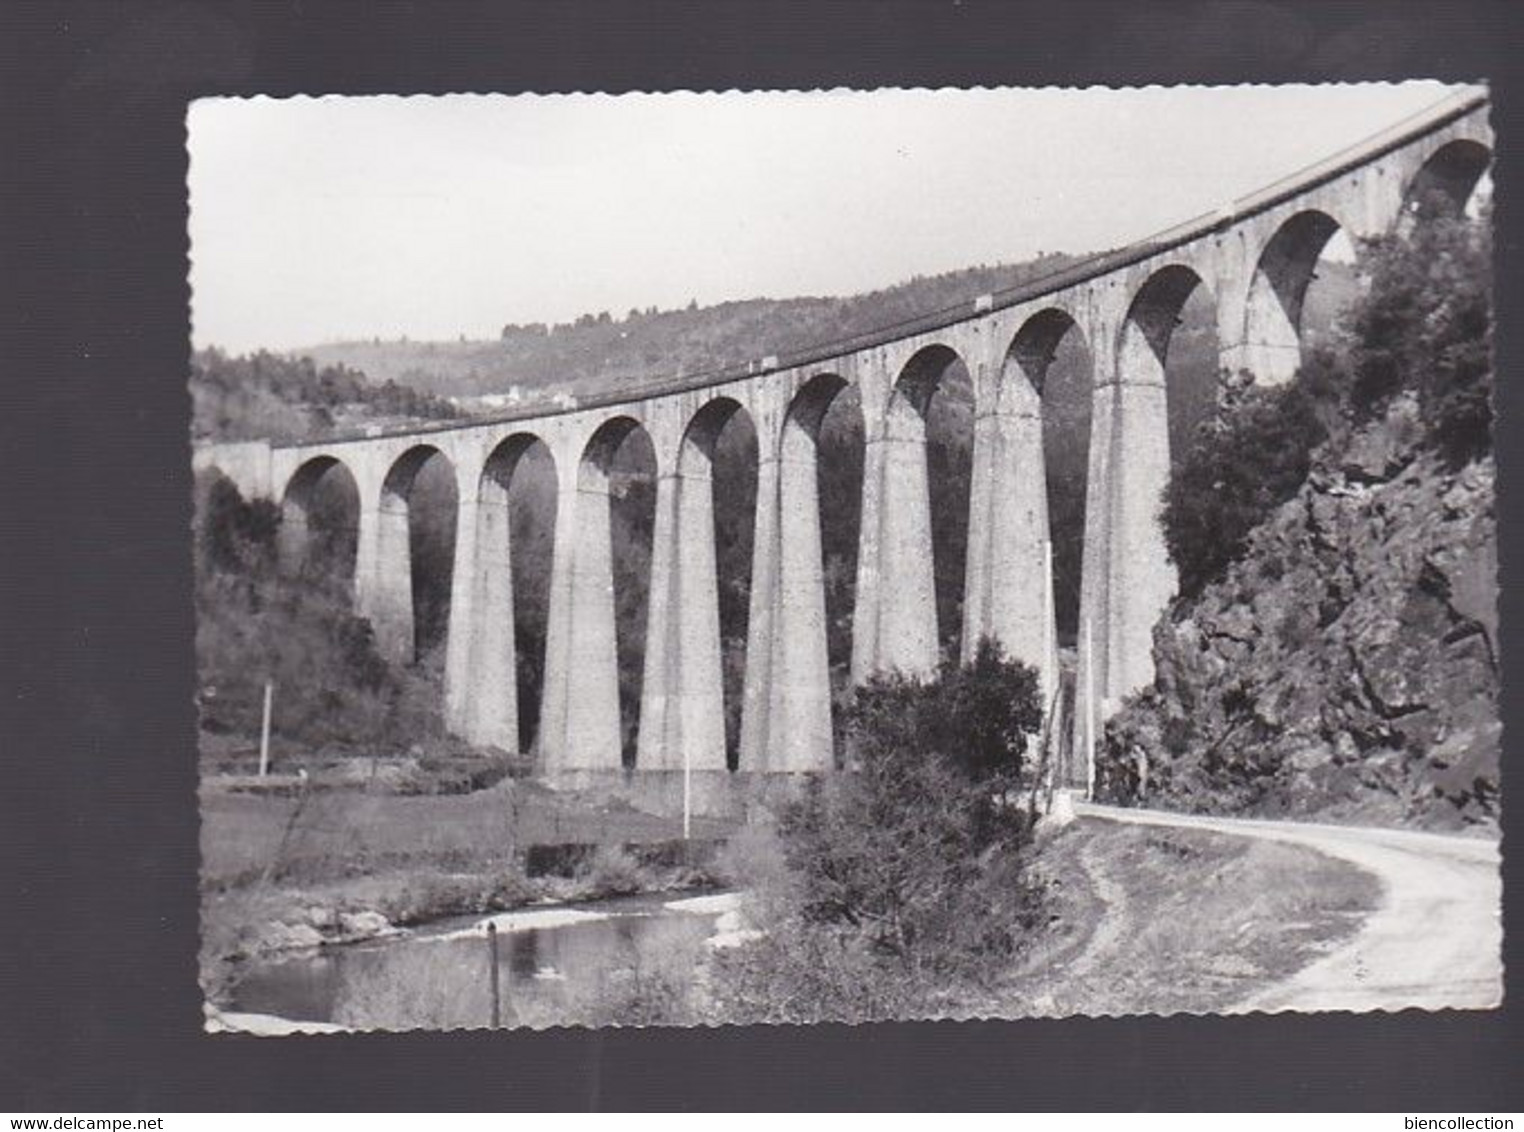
[1074,802,1502,1013]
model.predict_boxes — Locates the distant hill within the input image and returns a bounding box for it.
[191,348,464,444]
[297,255,1094,407]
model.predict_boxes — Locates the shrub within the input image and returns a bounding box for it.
[846,636,1044,783]
[710,640,1047,1021]
[578,845,647,898]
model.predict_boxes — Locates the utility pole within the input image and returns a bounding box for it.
[682,738,692,841]
[1042,539,1055,796]
[258,681,274,778]
[1083,619,1096,801]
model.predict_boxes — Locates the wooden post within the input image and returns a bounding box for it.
[258,681,273,778]
[486,921,501,1029]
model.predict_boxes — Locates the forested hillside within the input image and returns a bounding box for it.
[298,256,1093,403]
[192,348,462,444]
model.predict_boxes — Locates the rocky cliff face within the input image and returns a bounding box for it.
[1099,397,1499,831]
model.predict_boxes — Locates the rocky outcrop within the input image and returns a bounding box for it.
[1100,400,1499,831]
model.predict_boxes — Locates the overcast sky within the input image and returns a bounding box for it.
[189,82,1467,353]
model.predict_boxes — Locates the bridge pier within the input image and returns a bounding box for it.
[444,486,520,752]
[1071,315,1177,768]
[741,425,837,773]
[356,492,417,666]
[539,455,624,773]
[737,449,780,770]
[637,463,728,773]
[854,428,940,680]
[961,381,1058,704]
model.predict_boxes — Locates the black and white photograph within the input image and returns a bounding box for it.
[186,81,1499,1033]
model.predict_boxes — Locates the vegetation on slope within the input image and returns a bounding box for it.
[192,348,462,444]
[1106,207,1496,829]
[299,257,1092,401]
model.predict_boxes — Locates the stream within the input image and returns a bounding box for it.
[227,890,740,1030]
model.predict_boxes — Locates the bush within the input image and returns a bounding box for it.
[578,845,647,898]
[846,636,1044,782]
[712,641,1047,1021]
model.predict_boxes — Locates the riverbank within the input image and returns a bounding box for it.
[200,772,738,1007]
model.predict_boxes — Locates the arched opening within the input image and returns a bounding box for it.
[580,417,657,769]
[1403,139,1493,225]
[782,373,864,764]
[380,445,458,665]
[1243,210,1352,386]
[1122,265,1221,457]
[817,383,865,695]
[1008,309,1093,649]
[677,397,758,769]
[479,433,557,753]
[887,343,975,661]
[279,456,360,585]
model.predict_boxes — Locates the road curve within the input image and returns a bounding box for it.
[1072,801,1502,1013]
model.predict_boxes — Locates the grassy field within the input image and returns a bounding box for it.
[1003,818,1382,1016]
[200,776,734,890]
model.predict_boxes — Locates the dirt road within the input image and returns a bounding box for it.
[1073,802,1502,1012]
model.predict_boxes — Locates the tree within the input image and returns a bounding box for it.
[773,639,1044,969]
[1160,369,1330,599]
[1347,205,1492,463]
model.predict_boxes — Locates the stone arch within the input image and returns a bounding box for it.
[785,371,854,442]
[886,342,965,434]
[1403,139,1492,223]
[1002,307,1094,648]
[679,396,749,468]
[279,454,360,581]
[1239,209,1349,386]
[459,432,557,753]
[1121,264,1210,367]
[676,396,759,769]
[579,415,646,487]
[753,371,864,769]
[1121,263,1219,456]
[1006,307,1087,400]
[882,342,975,660]
[577,415,657,767]
[481,431,553,492]
[376,443,458,664]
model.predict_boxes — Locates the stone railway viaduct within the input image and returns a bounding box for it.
[196,90,1492,813]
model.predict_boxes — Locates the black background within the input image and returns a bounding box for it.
[2,0,1521,1112]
